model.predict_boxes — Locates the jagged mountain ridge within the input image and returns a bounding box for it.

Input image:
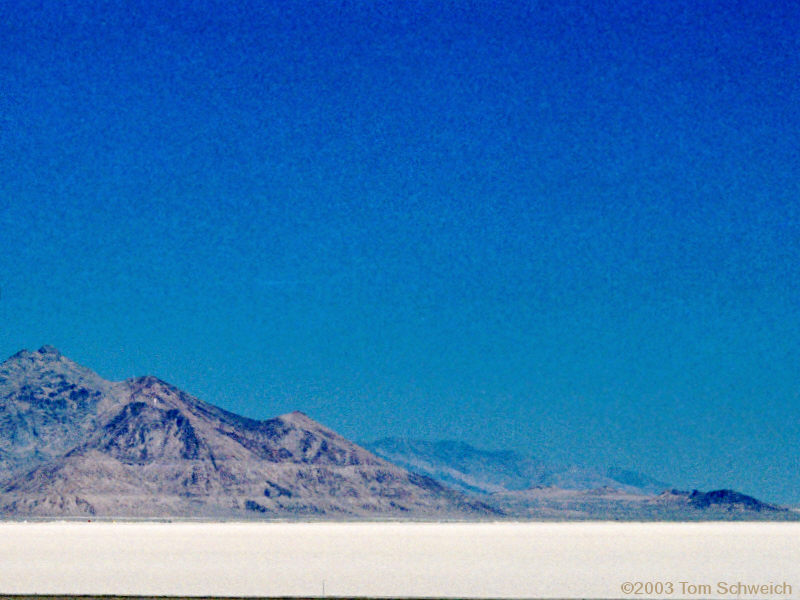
[0,347,497,518]
[363,437,671,496]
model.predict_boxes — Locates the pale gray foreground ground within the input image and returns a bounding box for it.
[0,522,798,598]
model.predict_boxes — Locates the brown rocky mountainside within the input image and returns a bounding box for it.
[0,347,497,518]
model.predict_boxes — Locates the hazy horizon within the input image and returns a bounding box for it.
[2,1,799,504]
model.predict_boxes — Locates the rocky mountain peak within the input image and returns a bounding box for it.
[7,345,63,363]
[277,410,324,429]
[1,345,105,385]
[37,345,62,356]
[0,347,126,482]
[125,375,177,401]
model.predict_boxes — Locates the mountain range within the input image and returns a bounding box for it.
[0,346,794,520]
[0,346,494,518]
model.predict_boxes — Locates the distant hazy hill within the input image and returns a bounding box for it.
[653,489,791,515]
[487,487,797,521]
[0,347,496,519]
[363,438,670,495]
[363,439,797,520]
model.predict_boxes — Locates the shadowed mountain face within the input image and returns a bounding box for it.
[0,348,497,519]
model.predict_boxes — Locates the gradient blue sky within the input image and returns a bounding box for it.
[1,0,799,502]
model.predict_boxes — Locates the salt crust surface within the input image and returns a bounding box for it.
[0,522,797,598]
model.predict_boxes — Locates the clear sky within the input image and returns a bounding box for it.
[1,0,799,503]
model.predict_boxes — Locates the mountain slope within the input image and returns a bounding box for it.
[0,348,497,519]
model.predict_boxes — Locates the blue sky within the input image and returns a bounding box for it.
[1,0,799,503]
